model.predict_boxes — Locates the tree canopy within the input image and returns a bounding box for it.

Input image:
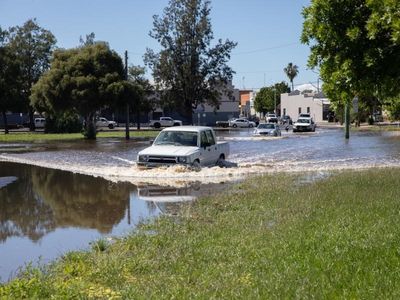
[301,0,400,106]
[8,19,56,130]
[254,82,289,114]
[283,63,299,91]
[144,0,237,123]
[31,43,124,138]
[0,27,22,134]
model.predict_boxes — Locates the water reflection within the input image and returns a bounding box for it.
[0,163,130,244]
[137,184,198,216]
[0,162,228,282]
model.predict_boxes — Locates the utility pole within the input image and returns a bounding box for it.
[125,50,130,140]
[345,101,350,139]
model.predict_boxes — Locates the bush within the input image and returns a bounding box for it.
[45,112,82,133]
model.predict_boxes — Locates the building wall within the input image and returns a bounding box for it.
[239,90,256,117]
[239,90,251,106]
[280,92,330,123]
[194,87,240,126]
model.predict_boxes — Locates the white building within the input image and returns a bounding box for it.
[280,91,331,123]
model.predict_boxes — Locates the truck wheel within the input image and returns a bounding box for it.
[108,124,114,129]
[154,122,161,129]
[216,154,226,168]
[249,124,254,128]
[191,160,201,171]
[173,122,180,126]
[232,124,237,128]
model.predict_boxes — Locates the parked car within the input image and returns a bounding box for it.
[280,115,292,125]
[149,117,183,128]
[253,123,281,136]
[265,113,278,123]
[34,117,46,128]
[228,118,256,128]
[96,117,118,129]
[298,113,311,118]
[137,126,229,169]
[248,116,260,126]
[292,117,316,132]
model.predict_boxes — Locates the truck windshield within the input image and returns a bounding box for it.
[154,131,198,146]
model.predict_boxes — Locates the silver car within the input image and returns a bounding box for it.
[253,123,281,136]
[229,118,256,128]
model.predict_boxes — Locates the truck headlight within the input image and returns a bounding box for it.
[138,155,149,162]
[177,156,187,163]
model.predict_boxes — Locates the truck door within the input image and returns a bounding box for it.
[200,130,219,165]
[206,130,219,163]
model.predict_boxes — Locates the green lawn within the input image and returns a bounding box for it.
[351,124,400,132]
[1,168,400,298]
[0,130,159,142]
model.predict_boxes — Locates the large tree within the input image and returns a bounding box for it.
[144,0,237,124]
[0,28,21,134]
[254,82,290,115]
[30,43,124,139]
[8,19,56,131]
[301,0,400,126]
[283,62,299,91]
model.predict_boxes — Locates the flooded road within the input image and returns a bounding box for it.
[2,128,400,185]
[1,127,400,281]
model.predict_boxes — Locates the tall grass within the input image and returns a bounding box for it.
[1,169,400,298]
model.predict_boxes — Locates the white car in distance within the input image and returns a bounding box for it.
[292,117,316,132]
[254,123,281,136]
[229,118,256,128]
[96,117,117,129]
[34,117,46,128]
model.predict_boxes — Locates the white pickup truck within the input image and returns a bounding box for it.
[95,117,118,129]
[149,117,183,128]
[137,126,229,169]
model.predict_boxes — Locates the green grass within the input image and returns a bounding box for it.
[352,124,400,132]
[0,130,159,142]
[2,168,400,298]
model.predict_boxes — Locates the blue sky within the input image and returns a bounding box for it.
[0,0,318,90]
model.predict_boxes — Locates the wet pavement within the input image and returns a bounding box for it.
[1,127,400,281]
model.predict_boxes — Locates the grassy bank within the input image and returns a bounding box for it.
[2,169,400,298]
[352,124,400,132]
[0,130,159,142]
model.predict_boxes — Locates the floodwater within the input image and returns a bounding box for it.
[1,126,400,281]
